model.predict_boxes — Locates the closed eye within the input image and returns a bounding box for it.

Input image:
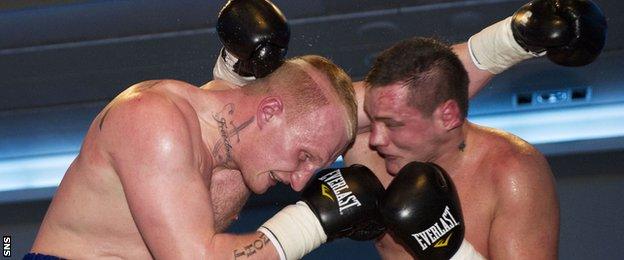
[386,121,403,127]
[373,116,403,128]
[299,151,312,162]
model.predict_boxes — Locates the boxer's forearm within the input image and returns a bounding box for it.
[451,42,494,98]
[210,232,280,260]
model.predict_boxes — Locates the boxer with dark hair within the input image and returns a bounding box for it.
[211,0,605,259]
[344,0,606,258]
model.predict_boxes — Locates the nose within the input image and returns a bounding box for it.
[369,123,389,147]
[290,164,317,192]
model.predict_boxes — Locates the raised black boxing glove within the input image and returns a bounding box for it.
[468,0,607,73]
[216,0,290,79]
[512,0,607,66]
[258,165,385,260]
[380,162,483,260]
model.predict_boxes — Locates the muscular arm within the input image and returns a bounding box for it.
[101,83,278,259]
[489,150,559,259]
[452,42,495,98]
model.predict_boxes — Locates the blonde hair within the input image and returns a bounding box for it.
[245,55,357,141]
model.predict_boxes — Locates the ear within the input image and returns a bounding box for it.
[257,96,284,129]
[435,100,463,131]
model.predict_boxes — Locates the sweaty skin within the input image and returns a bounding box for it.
[31,59,350,259]
[344,43,559,259]
[31,81,253,258]
[347,122,559,259]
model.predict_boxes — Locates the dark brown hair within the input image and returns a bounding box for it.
[365,37,469,118]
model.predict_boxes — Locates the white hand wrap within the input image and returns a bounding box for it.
[258,201,327,260]
[468,16,543,74]
[212,48,256,86]
[450,239,485,260]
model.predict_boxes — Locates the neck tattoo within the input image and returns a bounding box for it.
[458,141,466,152]
[212,103,254,164]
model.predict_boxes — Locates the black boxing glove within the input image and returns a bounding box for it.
[302,165,386,241]
[380,162,483,260]
[512,0,607,66]
[214,0,290,84]
[258,165,385,260]
[468,0,606,73]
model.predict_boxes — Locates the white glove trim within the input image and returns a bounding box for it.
[450,239,486,260]
[258,201,327,260]
[468,17,542,74]
[212,48,256,86]
[257,226,287,260]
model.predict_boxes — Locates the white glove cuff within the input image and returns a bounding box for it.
[450,239,485,260]
[258,201,327,260]
[468,16,543,74]
[212,48,256,86]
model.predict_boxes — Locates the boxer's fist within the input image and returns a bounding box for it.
[301,164,386,241]
[511,0,607,66]
[258,165,385,260]
[217,0,290,78]
[380,162,465,259]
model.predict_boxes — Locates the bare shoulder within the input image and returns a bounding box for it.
[474,123,548,168]
[471,123,555,204]
[470,124,549,187]
[470,123,559,258]
[200,79,239,90]
[101,80,195,129]
[97,80,206,169]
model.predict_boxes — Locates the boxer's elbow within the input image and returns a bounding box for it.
[142,235,211,260]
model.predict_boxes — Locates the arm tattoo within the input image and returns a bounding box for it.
[212,103,254,164]
[233,233,270,259]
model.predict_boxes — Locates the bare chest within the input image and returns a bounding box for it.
[451,166,498,256]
